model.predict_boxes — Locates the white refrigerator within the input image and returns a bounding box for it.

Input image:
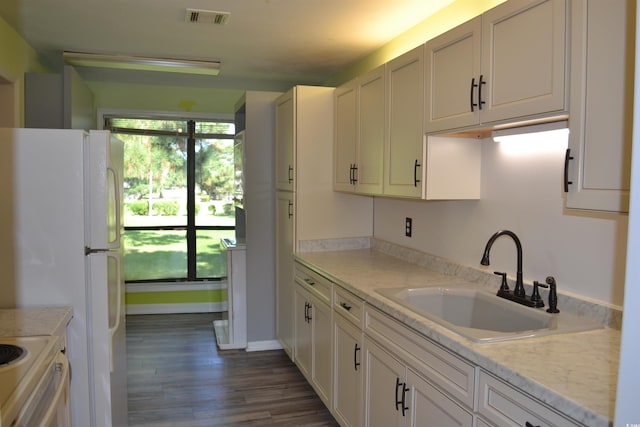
[0,128,128,427]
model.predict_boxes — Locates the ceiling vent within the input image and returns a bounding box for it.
[186,8,230,25]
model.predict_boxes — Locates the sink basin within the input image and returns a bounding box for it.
[376,286,602,343]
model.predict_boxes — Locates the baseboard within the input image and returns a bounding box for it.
[126,302,226,315]
[245,340,283,352]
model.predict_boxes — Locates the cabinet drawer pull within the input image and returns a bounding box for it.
[288,165,293,184]
[340,302,352,311]
[478,74,486,110]
[354,343,360,371]
[413,159,421,187]
[563,148,573,192]
[525,422,540,427]
[304,278,315,286]
[470,77,478,111]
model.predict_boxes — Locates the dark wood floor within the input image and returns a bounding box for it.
[126,313,339,426]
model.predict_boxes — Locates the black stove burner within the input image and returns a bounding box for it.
[0,344,25,366]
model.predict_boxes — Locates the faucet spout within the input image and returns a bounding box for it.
[480,230,525,297]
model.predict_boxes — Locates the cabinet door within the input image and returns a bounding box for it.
[566,0,632,212]
[294,285,312,379]
[478,371,582,427]
[425,17,482,133]
[480,0,567,124]
[406,368,473,427]
[311,297,332,408]
[333,314,363,427]
[363,338,405,427]
[276,89,295,191]
[384,45,425,198]
[357,65,385,195]
[275,191,295,358]
[334,80,358,192]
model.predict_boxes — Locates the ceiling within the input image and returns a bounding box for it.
[0,0,456,91]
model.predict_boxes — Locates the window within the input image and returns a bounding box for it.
[106,117,236,283]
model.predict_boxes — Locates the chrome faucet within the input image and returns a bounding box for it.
[480,230,527,300]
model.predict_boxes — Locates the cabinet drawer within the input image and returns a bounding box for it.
[478,370,582,427]
[333,286,363,327]
[364,305,475,409]
[294,262,332,303]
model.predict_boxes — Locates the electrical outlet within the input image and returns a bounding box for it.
[405,217,412,237]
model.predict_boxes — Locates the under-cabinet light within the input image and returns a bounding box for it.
[493,121,569,157]
[63,51,221,76]
[491,121,568,143]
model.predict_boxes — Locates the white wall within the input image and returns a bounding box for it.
[613,4,640,423]
[374,132,628,307]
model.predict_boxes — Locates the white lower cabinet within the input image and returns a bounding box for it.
[332,286,365,427]
[287,269,588,427]
[293,263,333,409]
[363,306,475,427]
[363,338,472,427]
[275,191,294,359]
[294,285,313,379]
[407,369,473,427]
[333,313,363,427]
[363,338,406,427]
[477,371,582,427]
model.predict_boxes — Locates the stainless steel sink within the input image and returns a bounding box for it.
[376,286,602,343]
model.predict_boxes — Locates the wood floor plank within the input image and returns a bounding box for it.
[127,313,338,426]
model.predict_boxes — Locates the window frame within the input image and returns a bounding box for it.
[100,110,236,284]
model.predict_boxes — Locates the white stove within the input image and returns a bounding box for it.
[0,335,65,427]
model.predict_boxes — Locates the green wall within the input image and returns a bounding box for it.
[326,0,507,86]
[126,289,226,305]
[89,81,245,115]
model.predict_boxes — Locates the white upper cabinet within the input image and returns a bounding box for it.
[358,66,386,195]
[424,17,482,132]
[334,65,385,195]
[334,80,358,192]
[275,90,295,191]
[384,46,425,198]
[425,0,568,134]
[565,0,633,213]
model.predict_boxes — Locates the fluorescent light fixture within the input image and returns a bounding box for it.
[63,51,220,76]
[492,121,568,143]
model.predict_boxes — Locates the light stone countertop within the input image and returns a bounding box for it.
[295,247,619,427]
[0,307,73,337]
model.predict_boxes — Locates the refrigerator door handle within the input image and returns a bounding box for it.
[108,253,122,373]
